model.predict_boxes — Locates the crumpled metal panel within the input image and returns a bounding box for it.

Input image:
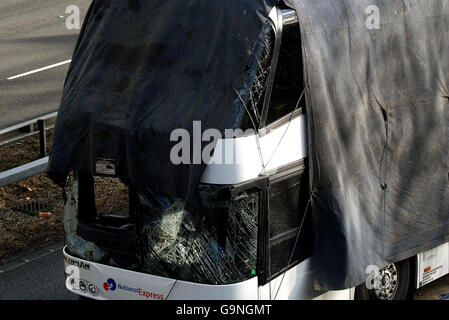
[65,233,108,262]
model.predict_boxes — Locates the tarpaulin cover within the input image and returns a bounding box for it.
[285,0,449,290]
[48,0,276,202]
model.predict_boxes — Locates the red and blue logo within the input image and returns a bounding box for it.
[103,278,117,291]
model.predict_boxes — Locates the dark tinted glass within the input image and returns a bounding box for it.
[266,22,304,125]
[268,171,312,279]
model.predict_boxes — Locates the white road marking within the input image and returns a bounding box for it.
[6,59,72,80]
[0,242,64,273]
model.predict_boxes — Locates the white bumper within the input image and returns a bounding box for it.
[63,246,258,300]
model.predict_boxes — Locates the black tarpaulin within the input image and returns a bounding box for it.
[285,0,449,290]
[48,0,277,202]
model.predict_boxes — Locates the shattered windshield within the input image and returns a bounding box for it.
[64,173,260,285]
[136,185,259,285]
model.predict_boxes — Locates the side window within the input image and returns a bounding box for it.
[265,21,304,126]
[240,23,275,131]
[267,166,312,280]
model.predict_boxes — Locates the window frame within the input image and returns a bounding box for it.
[257,158,312,286]
[258,8,304,131]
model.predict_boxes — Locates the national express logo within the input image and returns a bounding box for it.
[103,278,117,291]
[103,278,164,300]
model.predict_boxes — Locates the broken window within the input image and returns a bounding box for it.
[76,172,133,221]
[64,172,137,270]
[63,172,260,284]
[239,22,275,131]
[239,12,304,131]
[135,184,260,285]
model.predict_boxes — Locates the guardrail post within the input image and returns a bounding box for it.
[37,119,47,157]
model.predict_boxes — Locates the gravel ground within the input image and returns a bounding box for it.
[0,173,65,261]
[0,130,65,262]
[0,129,53,173]
[0,130,130,262]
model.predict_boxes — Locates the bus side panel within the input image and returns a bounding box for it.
[416,242,449,288]
[258,258,353,300]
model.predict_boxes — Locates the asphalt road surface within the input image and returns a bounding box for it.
[0,0,92,130]
[0,242,76,300]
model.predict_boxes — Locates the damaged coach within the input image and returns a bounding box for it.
[49,0,449,300]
